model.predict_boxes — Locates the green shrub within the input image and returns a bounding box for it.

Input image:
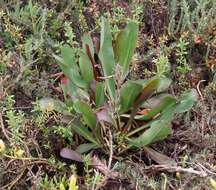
[168,0,216,37]
[41,17,197,155]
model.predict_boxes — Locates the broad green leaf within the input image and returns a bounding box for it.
[39,98,70,115]
[114,21,138,80]
[70,123,99,145]
[65,80,78,99]
[57,57,87,89]
[133,78,160,109]
[133,77,171,92]
[175,89,198,113]
[124,78,161,129]
[157,103,177,122]
[142,93,172,108]
[95,82,105,107]
[133,79,148,86]
[61,45,78,70]
[69,69,88,89]
[128,105,176,146]
[82,33,94,56]
[119,81,143,113]
[128,119,172,147]
[74,101,97,130]
[157,78,172,92]
[76,143,99,154]
[79,51,94,84]
[60,45,88,89]
[99,17,116,100]
[126,122,151,137]
[61,66,87,89]
[76,88,90,102]
[135,96,176,121]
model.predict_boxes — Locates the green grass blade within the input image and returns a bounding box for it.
[82,33,94,56]
[95,82,105,107]
[114,21,138,80]
[133,78,161,109]
[79,51,94,84]
[99,17,116,100]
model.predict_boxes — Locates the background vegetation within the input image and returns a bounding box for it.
[0,0,216,189]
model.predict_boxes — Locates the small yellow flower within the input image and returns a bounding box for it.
[176,172,181,179]
[0,139,5,153]
[69,175,78,190]
[0,10,5,17]
[59,183,66,190]
[210,178,216,190]
[14,149,24,158]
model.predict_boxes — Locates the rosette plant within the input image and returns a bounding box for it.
[45,17,197,155]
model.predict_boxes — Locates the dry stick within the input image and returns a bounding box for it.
[195,162,216,176]
[0,113,11,143]
[49,71,63,78]
[152,165,208,177]
[197,80,206,138]
[196,80,206,101]
[4,154,48,161]
[107,130,113,170]
[196,80,206,138]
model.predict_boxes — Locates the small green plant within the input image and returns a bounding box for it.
[64,21,77,47]
[153,54,170,77]
[8,0,45,35]
[53,125,73,143]
[6,110,25,144]
[42,17,197,156]
[97,3,143,35]
[176,37,191,74]
[40,175,68,190]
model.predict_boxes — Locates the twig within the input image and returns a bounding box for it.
[152,165,208,177]
[107,130,113,170]
[98,75,114,80]
[49,71,63,78]
[4,154,47,161]
[0,113,11,143]
[196,80,206,101]
[195,162,216,176]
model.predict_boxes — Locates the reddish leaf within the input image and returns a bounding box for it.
[92,155,119,179]
[60,76,68,85]
[144,147,177,166]
[96,107,112,123]
[137,108,151,115]
[60,148,83,162]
